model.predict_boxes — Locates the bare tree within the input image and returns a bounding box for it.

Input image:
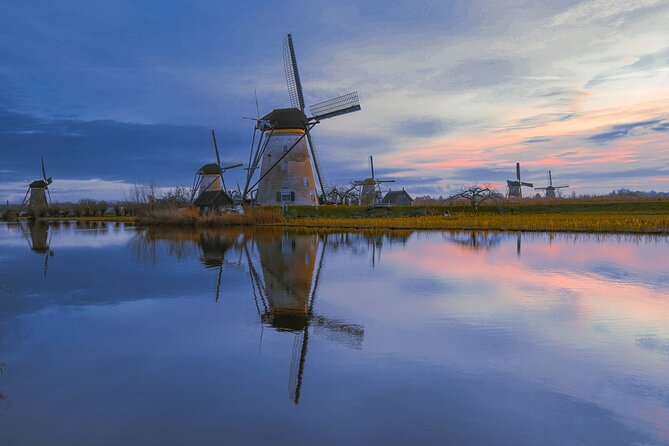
[448,185,498,213]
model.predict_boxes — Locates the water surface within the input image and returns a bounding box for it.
[1,222,668,445]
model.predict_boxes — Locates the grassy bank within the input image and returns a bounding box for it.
[129,200,669,234]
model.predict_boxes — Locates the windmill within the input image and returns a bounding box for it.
[534,170,569,198]
[506,162,533,198]
[243,34,361,206]
[191,129,243,211]
[353,155,395,206]
[19,157,53,214]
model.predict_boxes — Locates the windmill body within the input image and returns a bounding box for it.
[255,109,318,206]
[506,162,533,198]
[354,155,394,206]
[535,170,569,198]
[360,178,378,206]
[28,181,49,212]
[20,158,53,214]
[191,130,242,211]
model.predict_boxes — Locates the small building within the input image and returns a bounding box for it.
[193,190,234,212]
[382,189,413,206]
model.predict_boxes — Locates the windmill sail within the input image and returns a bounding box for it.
[282,33,327,200]
[309,92,361,121]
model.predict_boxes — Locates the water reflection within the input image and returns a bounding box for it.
[140,227,366,404]
[2,223,669,445]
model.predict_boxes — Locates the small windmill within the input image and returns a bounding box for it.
[191,129,243,211]
[243,34,361,206]
[19,157,52,214]
[353,155,394,206]
[534,170,569,198]
[506,162,533,198]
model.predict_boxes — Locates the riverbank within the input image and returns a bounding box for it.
[6,200,669,234]
[135,201,669,234]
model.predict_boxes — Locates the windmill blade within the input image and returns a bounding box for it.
[370,155,375,179]
[521,182,534,187]
[311,315,364,349]
[309,92,361,121]
[554,185,570,189]
[211,129,222,168]
[254,87,261,119]
[41,157,47,181]
[548,170,553,187]
[46,188,52,206]
[221,162,243,172]
[282,34,306,111]
[516,162,521,182]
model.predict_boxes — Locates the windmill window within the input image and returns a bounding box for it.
[277,191,295,202]
[283,180,288,188]
[303,177,309,187]
[283,145,288,152]
[282,161,288,172]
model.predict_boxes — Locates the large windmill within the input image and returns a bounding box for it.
[19,157,52,214]
[191,129,243,211]
[243,34,361,206]
[534,170,569,198]
[506,162,533,198]
[353,155,395,206]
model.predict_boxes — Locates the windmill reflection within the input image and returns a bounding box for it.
[19,221,53,277]
[245,231,364,404]
[138,227,365,404]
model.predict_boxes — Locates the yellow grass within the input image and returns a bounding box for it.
[137,206,285,226]
[273,213,669,234]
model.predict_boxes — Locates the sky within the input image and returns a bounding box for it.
[1,0,669,202]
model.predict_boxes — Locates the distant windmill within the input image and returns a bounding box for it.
[506,162,533,198]
[353,155,394,206]
[534,170,569,198]
[243,34,361,206]
[191,129,243,211]
[19,157,52,214]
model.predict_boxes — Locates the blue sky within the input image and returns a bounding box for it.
[1,0,669,201]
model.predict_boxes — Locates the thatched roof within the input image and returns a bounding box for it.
[198,163,221,175]
[382,190,413,204]
[261,108,309,130]
[193,190,234,207]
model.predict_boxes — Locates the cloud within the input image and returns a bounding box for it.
[0,107,251,187]
[587,119,666,143]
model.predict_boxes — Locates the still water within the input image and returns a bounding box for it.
[1,222,668,445]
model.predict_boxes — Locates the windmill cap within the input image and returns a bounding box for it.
[29,179,49,189]
[198,163,222,175]
[261,108,309,130]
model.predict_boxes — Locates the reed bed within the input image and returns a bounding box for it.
[136,206,285,226]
